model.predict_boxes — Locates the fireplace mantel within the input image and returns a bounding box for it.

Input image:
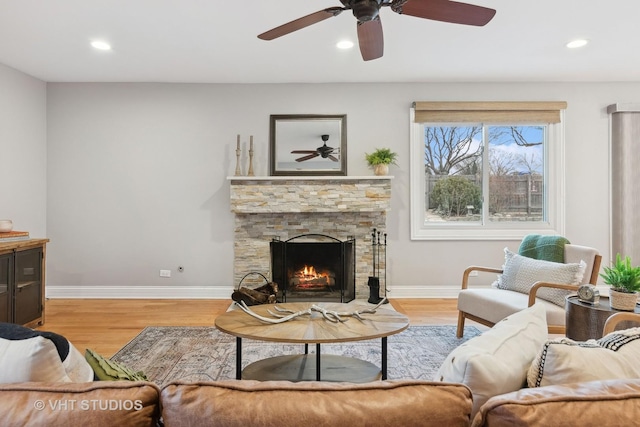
[227,176,393,181]
[228,176,392,299]
[228,176,392,214]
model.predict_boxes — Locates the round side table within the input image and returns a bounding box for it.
[565,295,640,341]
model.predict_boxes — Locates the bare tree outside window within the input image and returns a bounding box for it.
[424,126,482,175]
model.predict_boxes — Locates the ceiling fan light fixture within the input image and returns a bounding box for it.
[91,40,112,51]
[336,40,354,49]
[351,0,382,22]
[566,39,588,49]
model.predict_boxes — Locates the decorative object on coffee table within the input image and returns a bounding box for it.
[236,297,388,324]
[365,148,397,176]
[600,253,640,311]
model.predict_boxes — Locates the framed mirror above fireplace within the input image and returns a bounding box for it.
[269,114,347,176]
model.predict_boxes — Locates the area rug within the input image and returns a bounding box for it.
[112,325,481,387]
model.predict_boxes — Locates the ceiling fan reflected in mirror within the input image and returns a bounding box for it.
[258,0,497,61]
[291,134,340,162]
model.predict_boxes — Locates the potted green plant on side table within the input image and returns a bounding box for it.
[600,254,640,311]
[365,148,398,176]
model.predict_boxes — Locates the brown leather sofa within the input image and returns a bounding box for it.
[1,378,640,427]
[0,379,472,427]
[161,380,473,427]
[472,378,640,427]
[0,381,161,427]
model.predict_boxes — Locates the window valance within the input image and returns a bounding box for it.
[412,101,567,124]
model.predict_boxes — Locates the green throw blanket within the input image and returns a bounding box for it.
[518,234,570,263]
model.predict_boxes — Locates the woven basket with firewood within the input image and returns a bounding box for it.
[231,272,279,306]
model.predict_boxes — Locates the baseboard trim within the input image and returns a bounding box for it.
[385,285,460,299]
[47,285,464,299]
[46,286,233,299]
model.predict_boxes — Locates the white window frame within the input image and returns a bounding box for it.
[410,107,566,240]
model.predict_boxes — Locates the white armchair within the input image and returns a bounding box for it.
[457,243,602,338]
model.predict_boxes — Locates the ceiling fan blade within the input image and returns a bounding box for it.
[258,7,344,40]
[295,153,319,162]
[392,0,496,26]
[328,155,339,162]
[357,17,384,61]
[291,150,317,154]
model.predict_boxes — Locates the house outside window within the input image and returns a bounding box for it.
[410,102,567,240]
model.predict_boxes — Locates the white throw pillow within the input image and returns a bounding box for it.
[496,248,586,306]
[0,336,72,382]
[63,343,95,382]
[435,303,548,418]
[528,327,640,388]
[0,323,94,383]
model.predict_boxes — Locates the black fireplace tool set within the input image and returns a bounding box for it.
[368,228,388,304]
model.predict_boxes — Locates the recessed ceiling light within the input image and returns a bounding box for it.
[91,40,112,51]
[336,40,354,50]
[566,39,588,49]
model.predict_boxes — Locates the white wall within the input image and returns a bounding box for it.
[44,81,640,298]
[0,64,47,237]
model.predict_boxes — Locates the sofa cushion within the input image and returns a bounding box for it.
[0,323,93,383]
[160,380,473,427]
[0,381,160,427]
[497,248,585,306]
[472,379,640,427]
[528,327,640,388]
[85,348,147,381]
[435,303,548,418]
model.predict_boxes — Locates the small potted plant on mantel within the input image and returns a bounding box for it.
[365,148,398,176]
[600,253,640,311]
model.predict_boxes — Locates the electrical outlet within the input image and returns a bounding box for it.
[468,271,479,277]
[160,269,171,278]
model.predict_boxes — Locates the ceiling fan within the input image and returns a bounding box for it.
[258,0,496,61]
[291,134,339,162]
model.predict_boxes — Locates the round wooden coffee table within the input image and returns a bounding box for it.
[215,301,409,382]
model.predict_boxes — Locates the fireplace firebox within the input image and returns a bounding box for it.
[270,234,355,303]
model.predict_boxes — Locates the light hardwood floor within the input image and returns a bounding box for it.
[40,298,464,356]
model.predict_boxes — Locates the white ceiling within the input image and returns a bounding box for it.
[1,0,638,84]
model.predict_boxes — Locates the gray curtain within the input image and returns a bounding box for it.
[608,104,640,263]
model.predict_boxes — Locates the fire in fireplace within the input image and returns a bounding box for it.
[291,265,334,290]
[270,234,355,302]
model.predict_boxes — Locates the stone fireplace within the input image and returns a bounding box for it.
[228,176,391,300]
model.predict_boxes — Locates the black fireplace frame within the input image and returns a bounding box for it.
[270,234,356,303]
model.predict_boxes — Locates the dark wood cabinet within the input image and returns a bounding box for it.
[0,253,12,323]
[0,239,48,327]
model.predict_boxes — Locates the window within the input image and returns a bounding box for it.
[410,102,567,240]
